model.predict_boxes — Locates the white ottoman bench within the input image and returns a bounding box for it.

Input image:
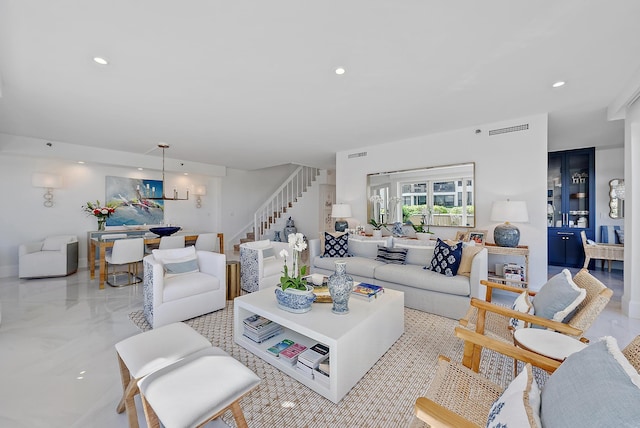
[115,322,212,427]
[138,347,261,428]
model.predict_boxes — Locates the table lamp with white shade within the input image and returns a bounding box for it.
[490,200,529,247]
[331,204,352,232]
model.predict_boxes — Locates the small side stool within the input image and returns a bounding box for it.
[115,323,212,428]
[138,347,261,428]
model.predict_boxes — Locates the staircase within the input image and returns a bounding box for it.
[232,165,320,252]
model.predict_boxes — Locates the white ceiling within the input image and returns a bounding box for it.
[0,1,638,170]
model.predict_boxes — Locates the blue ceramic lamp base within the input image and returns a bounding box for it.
[494,222,520,247]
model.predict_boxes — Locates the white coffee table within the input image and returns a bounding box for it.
[233,287,405,403]
[513,328,587,362]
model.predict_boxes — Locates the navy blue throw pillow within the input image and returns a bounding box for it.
[322,232,350,258]
[425,238,463,276]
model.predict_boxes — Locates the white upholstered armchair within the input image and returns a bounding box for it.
[239,240,293,293]
[18,235,79,279]
[143,247,226,328]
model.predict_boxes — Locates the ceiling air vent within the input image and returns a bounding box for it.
[348,151,367,159]
[488,124,529,136]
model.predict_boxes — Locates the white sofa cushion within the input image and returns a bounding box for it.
[374,264,471,296]
[348,238,389,258]
[313,256,385,278]
[394,243,435,266]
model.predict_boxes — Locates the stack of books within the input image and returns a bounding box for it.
[296,343,330,378]
[279,342,308,365]
[351,283,384,301]
[243,314,283,343]
[266,339,294,357]
[315,358,330,387]
[503,263,525,283]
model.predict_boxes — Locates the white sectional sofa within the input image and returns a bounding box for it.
[308,235,487,319]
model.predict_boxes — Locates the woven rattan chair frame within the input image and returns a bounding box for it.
[459,269,612,372]
[414,331,640,428]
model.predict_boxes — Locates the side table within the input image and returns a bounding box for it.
[226,261,241,300]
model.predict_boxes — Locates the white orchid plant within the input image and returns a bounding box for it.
[279,233,309,291]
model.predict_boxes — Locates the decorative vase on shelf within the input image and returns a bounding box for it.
[97,219,106,231]
[328,260,353,315]
[273,230,282,242]
[283,217,297,242]
[274,284,316,313]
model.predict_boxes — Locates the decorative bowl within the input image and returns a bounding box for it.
[274,285,316,313]
[149,226,181,237]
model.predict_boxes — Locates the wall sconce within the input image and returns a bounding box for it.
[331,203,352,232]
[194,185,207,208]
[32,173,62,208]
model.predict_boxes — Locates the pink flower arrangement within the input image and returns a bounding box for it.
[82,200,117,219]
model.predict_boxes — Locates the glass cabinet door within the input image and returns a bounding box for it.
[548,154,563,227]
[566,152,590,229]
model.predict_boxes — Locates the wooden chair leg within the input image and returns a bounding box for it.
[140,394,161,428]
[230,400,249,428]
[116,354,130,413]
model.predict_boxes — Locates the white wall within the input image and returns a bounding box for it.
[595,146,625,240]
[336,114,549,289]
[0,153,222,277]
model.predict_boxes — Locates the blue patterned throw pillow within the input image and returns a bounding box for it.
[322,232,350,258]
[425,238,463,276]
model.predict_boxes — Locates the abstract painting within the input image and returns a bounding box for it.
[105,176,164,226]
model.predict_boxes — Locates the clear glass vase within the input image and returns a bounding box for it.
[97,219,106,231]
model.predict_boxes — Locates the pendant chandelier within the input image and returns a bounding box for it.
[146,143,189,201]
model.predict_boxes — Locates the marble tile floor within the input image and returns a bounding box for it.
[0,266,638,427]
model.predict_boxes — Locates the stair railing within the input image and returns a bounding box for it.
[253,165,319,240]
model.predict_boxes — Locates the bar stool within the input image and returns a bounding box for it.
[115,323,212,428]
[138,347,261,428]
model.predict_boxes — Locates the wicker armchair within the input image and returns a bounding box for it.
[413,329,640,428]
[459,268,613,372]
[581,230,624,271]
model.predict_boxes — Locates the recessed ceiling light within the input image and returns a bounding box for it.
[138,167,144,171]
[93,57,108,65]
[552,81,565,88]
[77,161,85,164]
[335,67,346,75]
[183,172,189,176]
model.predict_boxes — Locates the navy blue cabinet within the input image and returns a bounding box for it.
[547,148,595,267]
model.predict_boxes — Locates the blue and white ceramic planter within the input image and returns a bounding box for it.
[328,260,353,315]
[275,284,316,313]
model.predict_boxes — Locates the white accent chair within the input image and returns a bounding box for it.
[143,247,226,328]
[18,235,79,279]
[159,235,185,249]
[106,238,144,287]
[239,240,293,293]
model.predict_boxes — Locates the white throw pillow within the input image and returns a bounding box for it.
[152,246,197,264]
[486,363,541,428]
[510,292,534,330]
[41,235,75,251]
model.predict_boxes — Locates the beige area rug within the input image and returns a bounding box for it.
[129,302,516,428]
